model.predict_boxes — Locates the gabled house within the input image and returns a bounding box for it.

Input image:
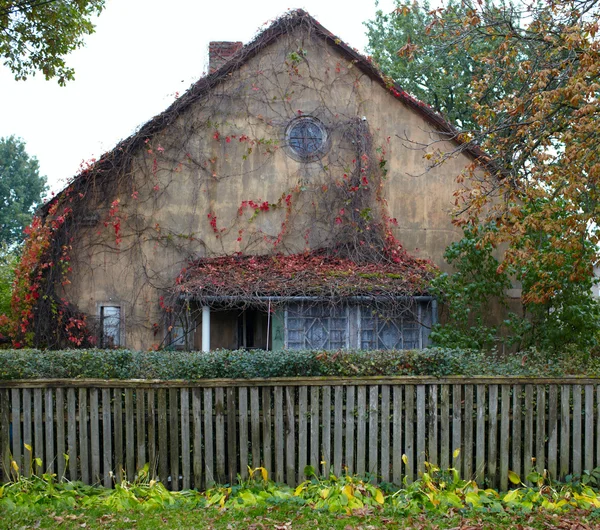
[18,10,487,351]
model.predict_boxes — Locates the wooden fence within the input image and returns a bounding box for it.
[1,377,600,490]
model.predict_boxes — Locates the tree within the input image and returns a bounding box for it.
[444,0,600,300]
[0,0,105,84]
[0,135,47,247]
[365,0,521,129]
[425,0,600,350]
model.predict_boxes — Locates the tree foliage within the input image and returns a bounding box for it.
[424,0,600,350]
[0,0,105,84]
[448,0,600,295]
[365,0,520,129]
[0,135,47,247]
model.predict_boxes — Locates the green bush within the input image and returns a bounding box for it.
[0,347,596,380]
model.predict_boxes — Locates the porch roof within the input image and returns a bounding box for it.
[173,249,436,304]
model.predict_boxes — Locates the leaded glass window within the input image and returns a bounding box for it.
[286,303,348,349]
[283,301,432,350]
[285,117,328,160]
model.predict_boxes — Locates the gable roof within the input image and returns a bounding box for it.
[42,9,488,215]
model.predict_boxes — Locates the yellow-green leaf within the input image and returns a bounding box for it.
[508,470,521,484]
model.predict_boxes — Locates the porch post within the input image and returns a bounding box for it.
[202,305,210,352]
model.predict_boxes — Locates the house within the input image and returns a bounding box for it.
[17,10,487,351]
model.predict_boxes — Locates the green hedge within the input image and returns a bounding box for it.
[0,347,593,380]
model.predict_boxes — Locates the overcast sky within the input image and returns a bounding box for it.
[0,0,396,194]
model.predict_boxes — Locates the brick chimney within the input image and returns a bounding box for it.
[208,41,243,73]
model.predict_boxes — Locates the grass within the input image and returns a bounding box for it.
[2,504,600,529]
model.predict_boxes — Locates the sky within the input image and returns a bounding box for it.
[0,0,396,194]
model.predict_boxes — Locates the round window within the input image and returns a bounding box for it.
[285,117,328,161]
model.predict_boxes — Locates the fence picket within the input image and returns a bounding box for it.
[0,390,9,482]
[55,388,65,480]
[342,386,355,475]
[203,388,214,486]
[499,385,510,492]
[125,388,134,480]
[238,387,248,481]
[488,385,498,487]
[114,388,123,483]
[226,387,237,484]
[215,387,225,485]
[44,389,54,475]
[102,388,112,487]
[536,385,545,473]
[452,385,462,473]
[298,386,308,481]
[356,386,366,476]
[274,386,284,483]
[169,388,180,490]
[369,385,379,477]
[78,388,89,484]
[585,385,594,472]
[429,385,438,467]
[380,385,390,482]
[250,388,260,470]
[192,388,202,488]
[334,386,343,477]
[22,389,31,477]
[136,389,146,473]
[392,386,402,485]
[147,389,156,478]
[476,385,485,484]
[573,385,582,476]
[524,385,534,482]
[512,385,522,481]
[560,385,570,479]
[11,388,21,476]
[33,388,43,472]
[285,386,295,487]
[548,385,558,479]
[464,385,473,480]
[441,385,450,470]
[262,388,272,475]
[311,386,321,473]
[404,385,414,483]
[90,388,100,484]
[181,388,191,490]
[416,385,426,474]
[157,389,168,485]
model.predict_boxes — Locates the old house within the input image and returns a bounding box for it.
[19,10,488,351]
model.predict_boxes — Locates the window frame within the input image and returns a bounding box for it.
[284,116,329,162]
[99,304,122,349]
[283,301,432,350]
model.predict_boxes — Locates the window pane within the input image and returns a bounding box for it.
[101,306,120,348]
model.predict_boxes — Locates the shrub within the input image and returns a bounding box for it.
[0,346,594,380]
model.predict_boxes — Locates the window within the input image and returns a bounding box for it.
[360,309,423,350]
[286,303,348,349]
[100,306,121,348]
[285,116,328,160]
[283,302,432,350]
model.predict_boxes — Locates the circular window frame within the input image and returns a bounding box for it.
[284,116,329,162]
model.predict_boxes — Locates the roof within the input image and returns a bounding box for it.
[173,249,436,305]
[42,9,489,215]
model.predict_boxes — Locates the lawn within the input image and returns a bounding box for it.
[2,504,600,529]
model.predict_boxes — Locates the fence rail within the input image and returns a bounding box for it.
[1,377,599,490]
